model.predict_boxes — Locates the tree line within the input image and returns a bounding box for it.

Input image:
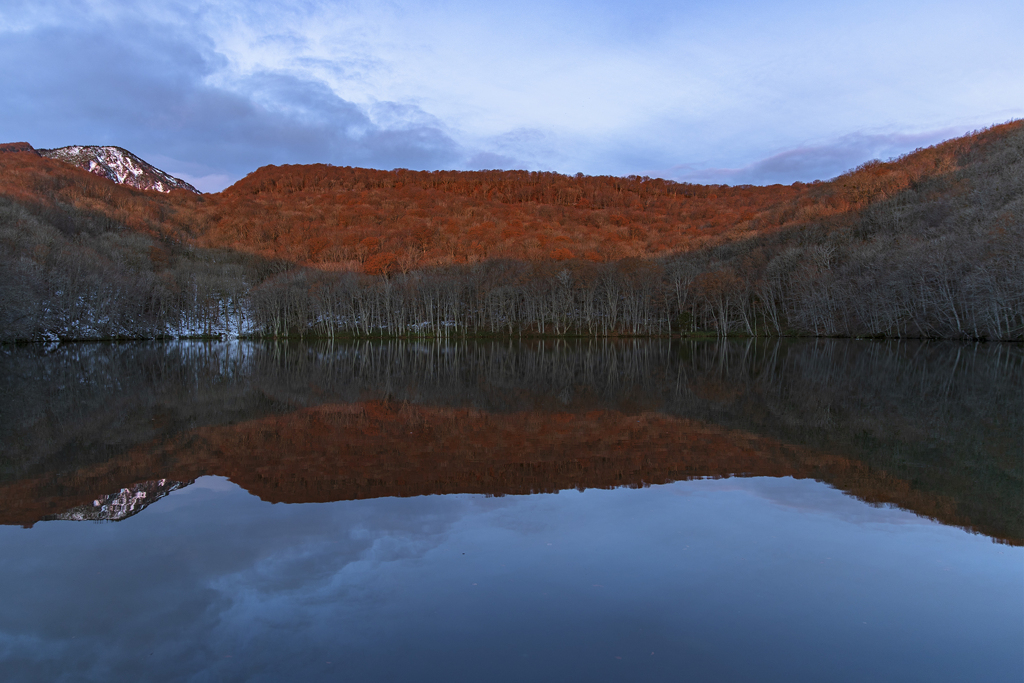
[3,338,1020,540]
[0,121,1020,341]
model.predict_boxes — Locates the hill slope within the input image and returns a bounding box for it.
[0,122,1020,340]
[37,145,199,194]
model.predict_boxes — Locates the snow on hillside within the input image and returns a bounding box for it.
[37,145,201,194]
[44,479,193,522]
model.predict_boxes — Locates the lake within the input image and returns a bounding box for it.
[0,339,1021,682]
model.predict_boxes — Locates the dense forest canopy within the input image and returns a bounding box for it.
[0,121,1021,340]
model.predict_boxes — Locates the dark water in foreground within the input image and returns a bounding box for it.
[0,339,1021,682]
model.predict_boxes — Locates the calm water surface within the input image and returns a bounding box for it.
[0,339,1021,682]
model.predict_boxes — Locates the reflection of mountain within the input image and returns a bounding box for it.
[42,479,192,522]
[13,402,994,536]
[1,340,1019,543]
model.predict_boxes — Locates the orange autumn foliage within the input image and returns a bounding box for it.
[2,121,1016,274]
[0,400,1013,544]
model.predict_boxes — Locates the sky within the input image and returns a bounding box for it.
[1,0,1020,192]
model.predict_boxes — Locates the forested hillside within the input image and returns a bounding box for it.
[0,122,1021,340]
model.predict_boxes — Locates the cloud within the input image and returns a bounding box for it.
[170,173,237,194]
[1,1,1021,190]
[464,151,523,171]
[0,18,464,191]
[660,128,973,186]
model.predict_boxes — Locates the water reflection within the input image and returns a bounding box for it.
[0,477,1019,682]
[42,479,191,522]
[0,339,1020,543]
[0,340,1021,682]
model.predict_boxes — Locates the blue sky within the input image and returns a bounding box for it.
[1,0,1020,191]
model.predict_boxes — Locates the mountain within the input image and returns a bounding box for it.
[36,144,199,194]
[0,121,1020,341]
[0,142,37,154]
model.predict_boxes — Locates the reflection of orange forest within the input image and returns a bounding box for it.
[3,401,1013,545]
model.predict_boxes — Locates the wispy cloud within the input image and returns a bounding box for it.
[660,128,975,186]
[1,1,1021,189]
[0,18,464,189]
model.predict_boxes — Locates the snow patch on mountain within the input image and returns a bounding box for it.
[44,479,193,522]
[37,145,201,194]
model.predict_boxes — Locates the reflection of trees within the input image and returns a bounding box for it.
[0,340,1019,542]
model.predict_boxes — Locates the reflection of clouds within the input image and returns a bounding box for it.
[698,477,932,528]
[0,481,478,680]
[0,477,1018,682]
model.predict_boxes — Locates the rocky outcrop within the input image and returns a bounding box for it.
[42,479,192,522]
[37,145,199,193]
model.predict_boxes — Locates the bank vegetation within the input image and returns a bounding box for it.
[1,122,1020,341]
